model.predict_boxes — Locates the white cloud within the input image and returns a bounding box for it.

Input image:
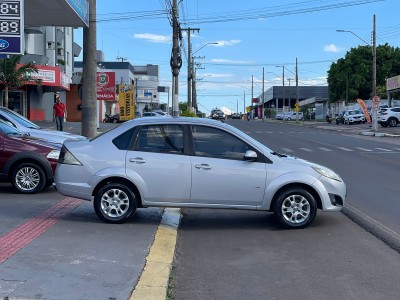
[210,58,253,65]
[324,44,343,52]
[213,40,241,47]
[134,33,171,44]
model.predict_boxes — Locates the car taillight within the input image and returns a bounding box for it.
[58,145,82,165]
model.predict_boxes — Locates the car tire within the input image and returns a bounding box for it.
[388,118,397,127]
[94,183,137,224]
[11,162,46,194]
[112,118,118,123]
[274,188,317,229]
[381,122,388,127]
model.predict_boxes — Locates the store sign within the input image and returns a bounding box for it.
[20,64,71,91]
[387,75,400,91]
[96,72,116,100]
[0,0,24,54]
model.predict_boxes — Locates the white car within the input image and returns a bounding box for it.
[0,107,87,144]
[343,110,366,125]
[284,112,304,121]
[377,107,400,127]
[55,117,346,229]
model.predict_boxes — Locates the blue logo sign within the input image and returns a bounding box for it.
[0,39,10,50]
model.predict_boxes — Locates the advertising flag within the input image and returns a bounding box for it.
[356,98,371,123]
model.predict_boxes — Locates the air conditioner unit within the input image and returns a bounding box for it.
[47,41,55,50]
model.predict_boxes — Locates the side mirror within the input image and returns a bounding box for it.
[244,150,257,161]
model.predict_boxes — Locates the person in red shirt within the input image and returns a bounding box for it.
[53,93,67,131]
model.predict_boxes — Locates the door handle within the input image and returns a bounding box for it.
[195,164,212,170]
[129,157,146,164]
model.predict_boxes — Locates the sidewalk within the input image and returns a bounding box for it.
[275,119,400,138]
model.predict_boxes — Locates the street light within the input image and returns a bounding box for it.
[337,15,377,130]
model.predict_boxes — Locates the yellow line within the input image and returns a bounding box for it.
[130,208,181,300]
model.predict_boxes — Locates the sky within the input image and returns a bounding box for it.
[75,0,400,114]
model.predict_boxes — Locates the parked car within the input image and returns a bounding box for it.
[0,107,87,144]
[284,111,304,121]
[0,120,61,193]
[276,112,286,120]
[55,117,346,229]
[377,107,400,127]
[142,111,169,117]
[335,110,366,125]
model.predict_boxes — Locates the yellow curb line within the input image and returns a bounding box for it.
[130,208,181,300]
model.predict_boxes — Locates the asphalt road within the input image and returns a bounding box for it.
[171,119,400,300]
[2,119,400,299]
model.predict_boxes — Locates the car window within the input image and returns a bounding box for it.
[192,125,249,160]
[113,127,137,150]
[133,124,184,154]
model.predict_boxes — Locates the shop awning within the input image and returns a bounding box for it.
[25,0,89,28]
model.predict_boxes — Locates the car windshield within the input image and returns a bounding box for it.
[0,109,40,129]
[348,110,361,115]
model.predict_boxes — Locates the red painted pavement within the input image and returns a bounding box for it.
[0,197,83,264]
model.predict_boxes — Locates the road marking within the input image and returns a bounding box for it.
[337,147,353,151]
[281,148,293,153]
[0,197,83,265]
[356,147,373,152]
[319,147,333,151]
[394,148,400,151]
[299,148,313,152]
[375,147,392,152]
[130,208,181,300]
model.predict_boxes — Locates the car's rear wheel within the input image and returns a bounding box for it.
[388,118,397,127]
[11,162,46,194]
[94,183,137,224]
[274,188,317,229]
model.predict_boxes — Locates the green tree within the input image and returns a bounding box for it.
[327,44,400,102]
[0,55,39,108]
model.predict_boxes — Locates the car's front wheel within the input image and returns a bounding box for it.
[381,122,388,127]
[11,162,46,194]
[388,118,398,127]
[94,183,137,224]
[274,188,317,229]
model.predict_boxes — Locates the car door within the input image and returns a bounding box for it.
[189,125,266,206]
[125,123,192,203]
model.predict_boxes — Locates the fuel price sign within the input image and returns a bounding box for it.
[0,0,24,54]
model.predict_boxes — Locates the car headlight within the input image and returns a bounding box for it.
[312,167,342,182]
[47,150,60,160]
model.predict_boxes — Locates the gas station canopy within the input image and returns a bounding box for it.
[25,0,89,28]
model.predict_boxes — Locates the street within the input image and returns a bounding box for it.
[1,119,400,299]
[171,119,400,299]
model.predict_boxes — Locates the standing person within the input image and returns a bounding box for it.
[53,93,67,131]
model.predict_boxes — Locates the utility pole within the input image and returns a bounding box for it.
[296,58,300,122]
[182,27,199,112]
[192,61,204,113]
[243,90,246,120]
[82,0,97,138]
[262,67,265,121]
[171,0,182,117]
[116,56,128,62]
[251,75,253,119]
[372,14,378,131]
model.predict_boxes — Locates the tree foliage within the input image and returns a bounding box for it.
[327,43,400,102]
[0,55,39,108]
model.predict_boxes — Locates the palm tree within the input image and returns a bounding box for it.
[0,55,40,108]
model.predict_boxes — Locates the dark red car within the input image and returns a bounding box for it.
[0,121,61,194]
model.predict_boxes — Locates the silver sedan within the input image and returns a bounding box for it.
[55,117,346,229]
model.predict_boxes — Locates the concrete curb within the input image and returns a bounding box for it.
[129,208,181,300]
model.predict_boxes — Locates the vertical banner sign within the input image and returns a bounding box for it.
[96,72,116,100]
[118,85,134,121]
[356,98,371,123]
[0,0,24,54]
